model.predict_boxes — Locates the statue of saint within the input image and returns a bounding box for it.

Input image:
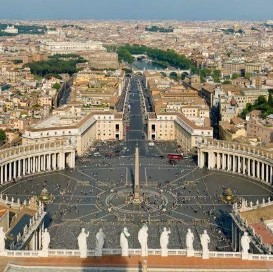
[120,227,130,256]
[95,228,106,256]
[160,227,171,257]
[0,227,6,252]
[78,228,89,258]
[200,230,210,259]
[138,224,148,257]
[42,228,50,252]
[186,228,194,250]
[241,232,250,253]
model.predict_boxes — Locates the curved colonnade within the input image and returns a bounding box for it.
[198,140,273,185]
[0,141,76,184]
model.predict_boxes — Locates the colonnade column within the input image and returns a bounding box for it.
[222,154,226,170]
[47,154,51,171]
[52,153,56,170]
[8,163,12,181]
[266,164,269,183]
[4,164,7,182]
[37,156,41,173]
[242,157,246,175]
[41,155,45,171]
[227,155,231,171]
[0,166,3,184]
[247,159,251,176]
[208,151,212,169]
[18,160,21,177]
[22,159,26,175]
[28,158,31,174]
[232,155,236,172]
[58,152,65,170]
[13,161,17,179]
[198,149,204,168]
[216,153,220,169]
[257,161,260,179]
[252,160,256,178]
[261,163,264,181]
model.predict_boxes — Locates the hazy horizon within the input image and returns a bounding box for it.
[0,0,273,21]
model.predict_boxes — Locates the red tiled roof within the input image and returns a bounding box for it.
[251,223,273,244]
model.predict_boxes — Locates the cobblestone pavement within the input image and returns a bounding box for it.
[1,74,272,252]
[0,152,272,251]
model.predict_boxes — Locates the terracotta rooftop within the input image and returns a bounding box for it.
[240,205,273,224]
[250,223,273,244]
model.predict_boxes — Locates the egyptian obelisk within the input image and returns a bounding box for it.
[133,144,141,203]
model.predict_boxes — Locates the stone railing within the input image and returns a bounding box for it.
[232,209,272,254]
[1,248,273,262]
[234,197,272,213]
[0,194,21,209]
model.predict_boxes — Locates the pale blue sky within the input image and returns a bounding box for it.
[0,0,273,20]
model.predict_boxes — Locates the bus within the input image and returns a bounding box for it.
[167,153,183,160]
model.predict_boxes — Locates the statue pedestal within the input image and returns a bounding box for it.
[121,250,129,257]
[241,252,249,260]
[95,248,102,257]
[202,251,209,259]
[132,192,143,204]
[161,248,168,257]
[186,249,194,257]
[39,250,49,257]
[79,252,87,258]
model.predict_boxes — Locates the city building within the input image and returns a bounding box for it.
[246,111,273,144]
[39,41,106,54]
[3,25,18,34]
[147,112,213,152]
[22,105,124,156]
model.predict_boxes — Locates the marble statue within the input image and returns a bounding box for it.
[120,227,130,256]
[160,227,171,257]
[138,224,148,257]
[200,230,210,259]
[186,228,194,257]
[41,228,50,253]
[95,228,106,256]
[78,228,89,258]
[241,232,250,260]
[0,227,6,252]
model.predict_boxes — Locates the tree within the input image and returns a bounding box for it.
[222,80,232,84]
[52,83,61,90]
[0,129,6,141]
[212,69,221,83]
[268,91,273,107]
[257,95,267,105]
[117,48,134,64]
[231,73,239,80]
[245,72,252,80]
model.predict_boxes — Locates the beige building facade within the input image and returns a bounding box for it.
[22,106,123,156]
[147,113,213,152]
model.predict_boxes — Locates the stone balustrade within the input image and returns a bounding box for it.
[1,247,272,261]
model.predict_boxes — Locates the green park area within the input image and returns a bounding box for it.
[25,54,87,77]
